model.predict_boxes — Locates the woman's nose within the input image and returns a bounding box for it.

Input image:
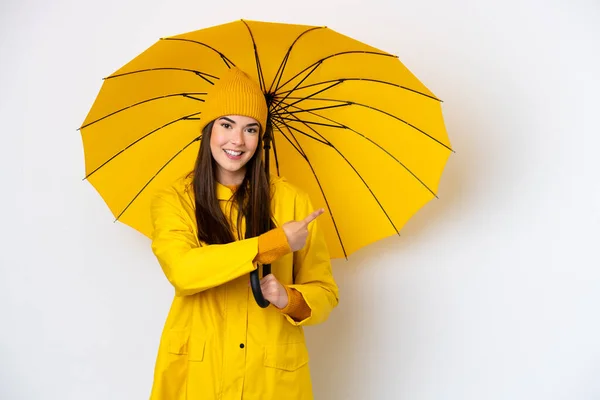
[229,128,244,145]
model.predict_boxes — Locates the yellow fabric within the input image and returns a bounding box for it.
[149,173,339,400]
[79,20,452,261]
[200,67,268,132]
[256,227,291,265]
[223,184,293,264]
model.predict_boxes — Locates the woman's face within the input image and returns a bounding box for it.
[210,115,261,185]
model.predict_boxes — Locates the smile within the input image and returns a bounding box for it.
[224,149,243,156]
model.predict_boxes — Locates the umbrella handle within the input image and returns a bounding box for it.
[250,264,271,308]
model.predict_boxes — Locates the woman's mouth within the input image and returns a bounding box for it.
[224,149,244,160]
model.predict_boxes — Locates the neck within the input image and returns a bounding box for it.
[216,166,246,186]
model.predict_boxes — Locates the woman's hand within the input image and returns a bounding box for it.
[260,274,289,309]
[282,208,325,252]
[260,209,324,309]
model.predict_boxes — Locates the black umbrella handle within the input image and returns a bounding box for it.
[250,264,272,308]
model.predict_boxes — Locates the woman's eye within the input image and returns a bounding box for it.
[221,123,231,129]
[246,128,257,134]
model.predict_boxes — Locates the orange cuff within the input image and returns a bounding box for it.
[255,227,292,265]
[280,286,311,322]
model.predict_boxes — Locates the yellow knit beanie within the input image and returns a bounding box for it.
[200,67,268,133]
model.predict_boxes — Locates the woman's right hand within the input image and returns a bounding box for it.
[282,208,325,252]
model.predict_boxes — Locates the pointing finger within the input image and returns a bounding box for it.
[303,208,324,226]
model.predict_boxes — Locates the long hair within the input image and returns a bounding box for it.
[192,121,274,244]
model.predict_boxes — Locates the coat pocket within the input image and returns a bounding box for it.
[167,329,206,362]
[264,342,309,371]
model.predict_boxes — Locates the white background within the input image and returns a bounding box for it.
[1,0,599,399]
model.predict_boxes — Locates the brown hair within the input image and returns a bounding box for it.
[192,121,274,244]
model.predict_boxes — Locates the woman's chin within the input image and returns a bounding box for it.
[216,159,248,176]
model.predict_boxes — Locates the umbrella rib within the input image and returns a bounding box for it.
[241,20,266,92]
[269,52,291,95]
[273,124,306,158]
[284,96,453,152]
[160,38,235,68]
[106,68,218,84]
[274,51,396,92]
[283,102,353,115]
[84,112,202,180]
[270,121,305,158]
[276,80,344,111]
[282,103,439,197]
[276,116,343,130]
[282,112,400,236]
[184,95,205,102]
[270,124,281,176]
[268,26,325,94]
[274,122,349,259]
[79,92,206,129]
[271,115,330,146]
[276,78,441,102]
[271,61,324,111]
[115,135,201,222]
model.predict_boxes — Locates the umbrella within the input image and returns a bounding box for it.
[79,19,453,307]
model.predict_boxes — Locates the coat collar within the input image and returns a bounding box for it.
[178,173,235,201]
[179,172,284,202]
[216,182,236,201]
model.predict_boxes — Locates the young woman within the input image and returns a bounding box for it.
[148,67,339,400]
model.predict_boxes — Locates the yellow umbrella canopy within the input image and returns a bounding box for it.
[80,19,453,260]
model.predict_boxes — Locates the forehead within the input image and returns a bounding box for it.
[219,115,259,125]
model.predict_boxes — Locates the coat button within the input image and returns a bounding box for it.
[239,343,245,349]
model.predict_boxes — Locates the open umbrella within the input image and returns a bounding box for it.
[79,19,453,307]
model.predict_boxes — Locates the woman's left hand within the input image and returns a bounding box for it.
[259,274,289,309]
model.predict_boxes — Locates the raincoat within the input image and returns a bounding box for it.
[148,173,339,400]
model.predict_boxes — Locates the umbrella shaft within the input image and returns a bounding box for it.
[263,119,272,176]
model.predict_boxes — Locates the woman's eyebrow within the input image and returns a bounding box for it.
[219,117,236,124]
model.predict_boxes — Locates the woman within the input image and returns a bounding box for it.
[148,67,339,400]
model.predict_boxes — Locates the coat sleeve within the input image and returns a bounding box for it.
[284,191,340,326]
[150,188,258,297]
